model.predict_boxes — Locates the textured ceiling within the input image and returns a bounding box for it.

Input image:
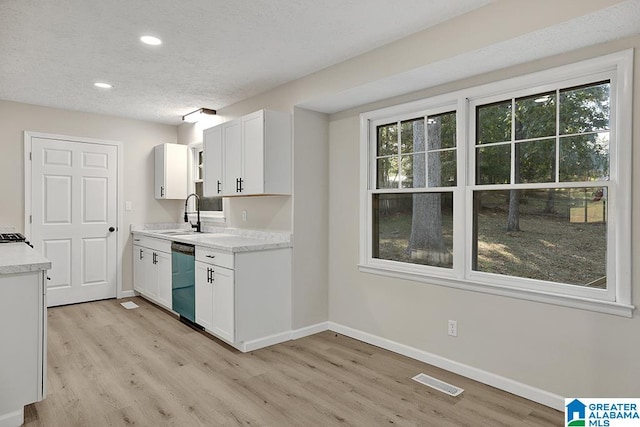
[0,0,491,124]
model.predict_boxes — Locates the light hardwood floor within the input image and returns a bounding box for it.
[24,297,563,426]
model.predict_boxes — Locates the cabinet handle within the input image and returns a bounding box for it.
[153,252,158,265]
[217,180,221,194]
[139,249,143,260]
[160,186,164,198]
[205,255,216,259]
[239,177,243,192]
[235,178,240,193]
[134,238,140,242]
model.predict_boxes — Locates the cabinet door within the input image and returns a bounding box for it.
[154,145,165,199]
[223,119,242,195]
[203,126,223,197]
[144,251,159,299]
[133,245,146,294]
[0,272,42,412]
[154,144,188,199]
[241,111,265,195]
[195,261,213,330]
[155,250,172,309]
[212,266,235,343]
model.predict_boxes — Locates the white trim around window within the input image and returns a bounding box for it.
[187,142,225,223]
[359,50,634,317]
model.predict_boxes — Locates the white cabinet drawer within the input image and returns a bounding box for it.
[132,235,171,253]
[196,247,234,269]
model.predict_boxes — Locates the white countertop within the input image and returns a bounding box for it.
[131,228,292,253]
[0,243,51,274]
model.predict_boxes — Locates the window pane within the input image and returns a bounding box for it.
[197,150,204,180]
[195,182,222,212]
[473,188,606,287]
[377,123,398,156]
[401,118,422,153]
[515,92,556,140]
[560,81,610,135]
[515,138,555,183]
[476,101,511,144]
[373,192,453,268]
[427,111,456,150]
[377,157,399,188]
[559,133,609,182]
[400,154,420,188]
[428,150,456,187]
[476,144,511,185]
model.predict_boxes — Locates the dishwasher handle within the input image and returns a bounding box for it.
[171,242,195,255]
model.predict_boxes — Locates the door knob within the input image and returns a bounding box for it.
[108,226,115,232]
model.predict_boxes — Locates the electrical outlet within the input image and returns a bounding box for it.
[448,320,457,337]
[242,210,247,221]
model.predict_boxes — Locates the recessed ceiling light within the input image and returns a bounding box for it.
[140,35,162,46]
[94,82,113,89]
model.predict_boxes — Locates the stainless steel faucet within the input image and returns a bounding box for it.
[184,193,201,233]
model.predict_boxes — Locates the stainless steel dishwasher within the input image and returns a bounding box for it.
[171,242,197,325]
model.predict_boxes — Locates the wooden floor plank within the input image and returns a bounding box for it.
[24,297,563,426]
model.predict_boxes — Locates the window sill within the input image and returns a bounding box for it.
[358,264,635,318]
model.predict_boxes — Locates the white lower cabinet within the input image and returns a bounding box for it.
[153,251,172,308]
[132,236,172,310]
[0,269,46,427]
[195,246,291,351]
[133,233,292,352]
[133,244,146,293]
[195,259,235,343]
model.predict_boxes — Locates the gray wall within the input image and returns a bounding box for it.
[292,107,329,329]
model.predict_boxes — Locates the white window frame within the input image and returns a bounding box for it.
[359,50,634,317]
[187,142,225,223]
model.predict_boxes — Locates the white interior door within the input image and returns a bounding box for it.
[29,136,118,307]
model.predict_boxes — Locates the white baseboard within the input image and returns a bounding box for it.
[240,331,292,352]
[118,290,136,298]
[0,408,23,427]
[327,322,564,411]
[290,321,329,340]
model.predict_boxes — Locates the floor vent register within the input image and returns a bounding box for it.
[412,373,464,397]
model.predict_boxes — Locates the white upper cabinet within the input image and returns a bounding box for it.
[203,125,223,197]
[154,143,188,199]
[222,119,242,195]
[241,111,266,195]
[204,109,291,197]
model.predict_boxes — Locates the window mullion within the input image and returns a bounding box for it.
[396,120,402,189]
[423,115,429,189]
[555,88,560,183]
[510,98,516,184]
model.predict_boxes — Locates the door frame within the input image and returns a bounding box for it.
[23,131,124,299]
